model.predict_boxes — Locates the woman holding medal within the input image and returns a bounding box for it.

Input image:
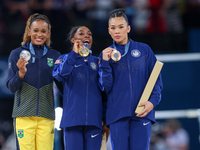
[53,26,108,150]
[98,8,163,150]
[6,13,61,150]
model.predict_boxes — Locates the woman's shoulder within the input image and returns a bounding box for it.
[9,46,26,56]
[47,48,62,59]
[47,47,60,54]
[130,40,154,56]
[131,39,150,49]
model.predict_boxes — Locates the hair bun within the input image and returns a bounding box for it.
[109,8,129,24]
[110,8,126,17]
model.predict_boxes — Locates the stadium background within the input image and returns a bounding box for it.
[0,0,200,149]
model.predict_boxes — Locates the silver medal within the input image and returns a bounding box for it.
[19,50,31,61]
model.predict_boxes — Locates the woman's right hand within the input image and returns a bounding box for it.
[17,57,28,79]
[73,40,84,54]
[102,47,114,61]
[102,125,110,142]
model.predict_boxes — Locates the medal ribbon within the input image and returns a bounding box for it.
[29,42,48,63]
[113,40,130,57]
[84,43,92,54]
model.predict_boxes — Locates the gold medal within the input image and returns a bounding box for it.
[111,50,121,61]
[79,47,89,57]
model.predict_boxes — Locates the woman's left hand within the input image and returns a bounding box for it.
[136,101,154,118]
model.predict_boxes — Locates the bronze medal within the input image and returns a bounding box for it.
[111,49,121,61]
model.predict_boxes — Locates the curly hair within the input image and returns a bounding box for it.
[21,13,51,46]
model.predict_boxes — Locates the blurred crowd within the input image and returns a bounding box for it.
[150,119,190,150]
[1,0,200,56]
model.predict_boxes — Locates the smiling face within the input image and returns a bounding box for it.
[108,17,130,45]
[28,20,49,46]
[71,26,93,49]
